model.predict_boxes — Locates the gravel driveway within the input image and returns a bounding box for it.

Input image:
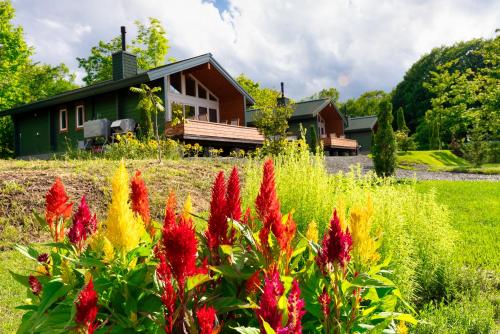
[324,155,500,181]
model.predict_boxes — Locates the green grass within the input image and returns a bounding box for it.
[397,150,500,174]
[415,180,500,271]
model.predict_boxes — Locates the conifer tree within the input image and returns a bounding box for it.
[373,100,396,177]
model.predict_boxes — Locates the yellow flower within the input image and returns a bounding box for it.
[89,231,115,263]
[84,271,92,284]
[182,194,193,220]
[350,201,380,267]
[61,260,75,285]
[104,161,145,255]
[396,321,408,334]
[305,220,318,243]
[36,265,49,276]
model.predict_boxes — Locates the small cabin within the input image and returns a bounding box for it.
[344,116,378,153]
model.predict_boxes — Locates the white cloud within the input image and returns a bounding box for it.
[11,0,500,100]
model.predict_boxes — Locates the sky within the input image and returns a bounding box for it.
[11,0,500,101]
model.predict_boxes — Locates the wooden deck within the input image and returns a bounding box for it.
[165,120,264,145]
[322,136,358,150]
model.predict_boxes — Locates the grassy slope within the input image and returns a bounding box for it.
[397,150,500,174]
[415,180,500,272]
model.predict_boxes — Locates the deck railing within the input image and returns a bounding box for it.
[322,136,358,149]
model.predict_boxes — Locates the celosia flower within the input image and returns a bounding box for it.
[317,210,353,273]
[182,194,193,221]
[246,270,262,295]
[162,216,197,290]
[131,170,151,230]
[350,205,380,268]
[104,162,145,255]
[69,196,97,251]
[256,159,283,251]
[226,166,241,222]
[207,171,228,250]
[37,253,49,263]
[45,178,73,241]
[163,191,177,229]
[318,287,331,319]
[157,254,176,334]
[28,275,42,296]
[75,278,99,334]
[305,221,319,243]
[196,305,217,334]
[279,279,305,334]
[278,213,296,259]
[68,220,85,249]
[256,269,284,332]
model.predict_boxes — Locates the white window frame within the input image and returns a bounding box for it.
[167,73,219,122]
[76,104,85,129]
[59,108,68,132]
[318,114,326,138]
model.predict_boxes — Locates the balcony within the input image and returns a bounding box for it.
[322,134,358,150]
[165,120,264,145]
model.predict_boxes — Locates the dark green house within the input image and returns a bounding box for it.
[0,30,261,158]
[344,115,378,152]
[246,98,359,155]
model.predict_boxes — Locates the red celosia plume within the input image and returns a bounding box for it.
[226,166,242,222]
[75,278,99,334]
[207,171,228,250]
[318,287,331,320]
[316,210,353,273]
[279,279,305,334]
[256,269,284,332]
[163,191,177,229]
[196,305,217,334]
[131,170,151,231]
[28,275,42,296]
[68,196,97,250]
[45,178,73,241]
[157,254,176,334]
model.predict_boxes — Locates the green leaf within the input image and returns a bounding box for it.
[186,274,211,291]
[262,318,277,334]
[231,326,260,334]
[14,244,39,261]
[9,270,30,288]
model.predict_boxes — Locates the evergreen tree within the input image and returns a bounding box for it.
[396,107,408,133]
[373,100,396,177]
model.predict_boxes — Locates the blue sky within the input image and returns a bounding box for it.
[11,0,500,101]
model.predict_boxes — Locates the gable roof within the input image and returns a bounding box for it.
[344,115,378,132]
[245,98,346,125]
[0,53,254,117]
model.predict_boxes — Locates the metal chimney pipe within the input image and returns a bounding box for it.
[280,82,284,99]
[120,26,126,51]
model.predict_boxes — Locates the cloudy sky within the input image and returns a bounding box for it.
[11,0,500,101]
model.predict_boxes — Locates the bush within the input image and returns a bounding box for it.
[395,131,417,152]
[373,100,397,177]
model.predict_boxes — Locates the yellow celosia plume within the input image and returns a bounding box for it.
[305,220,319,243]
[104,161,145,255]
[337,198,348,231]
[349,198,380,267]
[182,194,193,221]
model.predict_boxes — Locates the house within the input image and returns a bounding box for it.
[0,27,263,158]
[245,98,358,155]
[344,116,378,153]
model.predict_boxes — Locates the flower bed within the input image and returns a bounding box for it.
[12,159,415,333]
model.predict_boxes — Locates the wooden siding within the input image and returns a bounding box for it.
[165,120,264,144]
[322,136,358,149]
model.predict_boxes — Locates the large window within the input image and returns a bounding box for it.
[185,76,196,97]
[59,108,68,132]
[169,72,182,94]
[76,104,85,129]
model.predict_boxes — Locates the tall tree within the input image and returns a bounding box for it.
[77,18,172,86]
[342,90,389,117]
[306,87,340,104]
[373,100,396,177]
[396,107,408,132]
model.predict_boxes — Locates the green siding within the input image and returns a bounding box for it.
[16,110,51,156]
[93,93,117,120]
[346,131,373,152]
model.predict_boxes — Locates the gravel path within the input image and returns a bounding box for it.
[325,155,500,181]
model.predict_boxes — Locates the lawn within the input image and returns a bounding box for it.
[397,150,500,174]
[415,180,500,272]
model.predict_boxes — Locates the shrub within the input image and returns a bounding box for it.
[395,130,416,152]
[373,100,397,176]
[12,159,415,333]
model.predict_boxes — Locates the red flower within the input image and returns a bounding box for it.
[37,253,49,263]
[68,219,85,248]
[226,167,241,222]
[45,178,73,241]
[207,172,228,250]
[256,269,284,332]
[68,196,97,250]
[75,278,99,333]
[278,214,297,259]
[28,275,42,296]
[255,160,283,251]
[162,216,198,291]
[318,287,331,319]
[131,171,151,230]
[316,210,353,272]
[157,254,176,334]
[246,270,262,295]
[163,191,177,229]
[196,305,217,334]
[279,279,305,334]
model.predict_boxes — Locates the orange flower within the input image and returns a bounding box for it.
[45,178,73,242]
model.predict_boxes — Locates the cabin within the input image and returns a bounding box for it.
[0,27,263,158]
[344,116,378,153]
[245,98,359,155]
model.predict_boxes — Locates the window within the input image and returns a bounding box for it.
[197,84,207,99]
[185,105,196,119]
[76,105,85,128]
[185,77,196,96]
[59,108,68,131]
[209,93,217,101]
[198,107,208,121]
[209,108,217,122]
[170,73,182,94]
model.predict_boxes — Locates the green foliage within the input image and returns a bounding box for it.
[395,131,416,152]
[460,124,490,167]
[306,87,340,104]
[342,90,389,117]
[396,107,408,133]
[373,100,397,177]
[77,18,171,85]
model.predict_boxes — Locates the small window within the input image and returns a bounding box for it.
[185,76,196,97]
[185,105,196,119]
[209,108,217,122]
[59,108,68,131]
[198,107,208,121]
[197,84,207,99]
[209,93,217,101]
[170,73,182,94]
[76,105,85,128]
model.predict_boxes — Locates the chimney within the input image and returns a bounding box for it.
[112,26,137,80]
[277,81,290,106]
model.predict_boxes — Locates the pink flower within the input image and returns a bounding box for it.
[256,269,284,331]
[279,279,305,334]
[318,287,331,320]
[317,210,353,272]
[196,305,217,334]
